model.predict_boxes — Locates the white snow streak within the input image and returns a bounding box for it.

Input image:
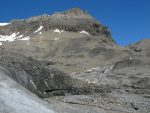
[0,32,31,43]
[53,29,64,34]
[19,36,30,41]
[34,26,43,33]
[0,42,2,45]
[0,23,10,26]
[79,31,90,35]
[17,34,24,38]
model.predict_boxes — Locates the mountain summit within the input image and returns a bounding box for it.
[51,8,93,19]
[0,8,113,41]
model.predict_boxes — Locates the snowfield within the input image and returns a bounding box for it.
[0,23,10,26]
[0,66,56,113]
[0,32,30,44]
[0,33,20,42]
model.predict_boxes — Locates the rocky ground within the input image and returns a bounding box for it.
[0,8,150,113]
[46,44,150,113]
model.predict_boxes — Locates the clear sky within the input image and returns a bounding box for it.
[0,0,150,45]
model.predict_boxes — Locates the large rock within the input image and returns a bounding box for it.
[0,66,56,113]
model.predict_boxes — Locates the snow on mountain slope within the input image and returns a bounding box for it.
[0,23,9,26]
[19,36,30,41]
[53,29,64,34]
[79,31,90,35]
[0,66,56,113]
[34,26,44,33]
[0,32,20,42]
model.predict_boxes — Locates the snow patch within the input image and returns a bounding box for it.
[0,23,10,26]
[79,31,90,35]
[53,29,64,34]
[0,42,2,45]
[34,26,43,33]
[39,32,42,35]
[17,34,24,38]
[0,32,20,42]
[19,36,30,41]
[0,32,31,43]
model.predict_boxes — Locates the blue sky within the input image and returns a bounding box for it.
[0,0,150,45]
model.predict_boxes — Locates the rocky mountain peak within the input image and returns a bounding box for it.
[0,8,113,42]
[62,8,88,15]
[51,8,93,19]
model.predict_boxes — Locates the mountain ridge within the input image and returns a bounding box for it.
[0,8,113,42]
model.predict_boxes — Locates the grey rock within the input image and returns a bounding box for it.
[0,66,56,113]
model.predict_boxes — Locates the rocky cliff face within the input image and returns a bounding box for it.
[0,8,150,113]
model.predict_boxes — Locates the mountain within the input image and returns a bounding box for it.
[0,8,150,113]
[0,8,125,73]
